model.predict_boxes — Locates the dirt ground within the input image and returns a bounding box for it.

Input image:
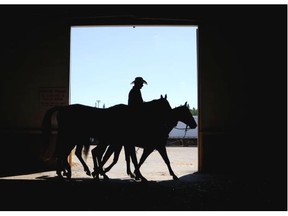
[0,147,198,181]
[0,147,286,211]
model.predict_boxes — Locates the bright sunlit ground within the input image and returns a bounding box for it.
[0,147,198,181]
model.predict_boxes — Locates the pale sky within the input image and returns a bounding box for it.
[70,26,198,109]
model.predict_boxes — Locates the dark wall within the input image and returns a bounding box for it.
[0,5,286,180]
[198,5,287,178]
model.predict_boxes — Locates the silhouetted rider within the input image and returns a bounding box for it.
[127,77,148,174]
[128,77,147,108]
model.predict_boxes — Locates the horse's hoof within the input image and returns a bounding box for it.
[86,171,91,176]
[103,174,110,180]
[94,176,100,181]
[140,177,148,182]
[133,175,141,181]
[129,173,136,179]
[133,171,144,181]
[92,171,97,177]
[92,171,99,180]
[173,175,179,180]
[63,172,71,178]
[134,173,148,182]
[99,169,106,176]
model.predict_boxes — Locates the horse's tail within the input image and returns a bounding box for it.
[41,106,61,159]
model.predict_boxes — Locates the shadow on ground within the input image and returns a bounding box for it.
[0,172,286,211]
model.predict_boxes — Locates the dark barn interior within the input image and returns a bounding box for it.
[0,5,287,211]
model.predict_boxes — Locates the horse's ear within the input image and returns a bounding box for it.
[185,102,187,106]
[165,94,167,99]
[160,94,163,99]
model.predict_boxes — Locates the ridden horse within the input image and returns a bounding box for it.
[93,102,197,181]
[90,94,174,181]
[41,95,172,179]
[90,94,173,181]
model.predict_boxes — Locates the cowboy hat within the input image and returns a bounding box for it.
[130,77,148,85]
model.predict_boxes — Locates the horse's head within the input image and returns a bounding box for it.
[139,94,172,127]
[144,94,172,114]
[172,102,197,129]
[159,94,172,112]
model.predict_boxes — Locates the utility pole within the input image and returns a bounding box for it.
[96,100,101,108]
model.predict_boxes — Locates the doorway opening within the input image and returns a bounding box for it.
[69,26,198,180]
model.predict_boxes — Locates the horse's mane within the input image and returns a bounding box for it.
[103,96,171,115]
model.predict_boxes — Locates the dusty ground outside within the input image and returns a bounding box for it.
[0,147,198,181]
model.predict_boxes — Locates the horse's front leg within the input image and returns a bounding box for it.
[134,148,154,181]
[75,144,91,176]
[156,145,178,180]
[99,144,119,180]
[103,144,122,173]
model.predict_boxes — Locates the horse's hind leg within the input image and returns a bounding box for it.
[134,148,154,181]
[75,144,91,176]
[124,145,135,178]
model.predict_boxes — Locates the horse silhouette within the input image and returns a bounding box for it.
[42,104,96,178]
[93,102,197,181]
[90,94,175,181]
[126,102,197,180]
[41,95,172,180]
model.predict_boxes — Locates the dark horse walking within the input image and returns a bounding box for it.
[41,95,172,180]
[93,101,197,181]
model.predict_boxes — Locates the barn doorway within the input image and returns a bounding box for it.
[69,26,198,180]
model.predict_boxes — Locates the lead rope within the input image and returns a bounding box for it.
[183,125,189,139]
[173,125,190,139]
